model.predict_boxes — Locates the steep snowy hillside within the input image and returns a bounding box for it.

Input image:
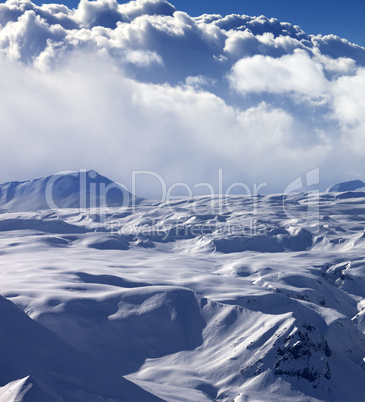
[0,296,159,401]
[1,177,365,401]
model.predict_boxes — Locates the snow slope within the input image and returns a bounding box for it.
[1,176,365,401]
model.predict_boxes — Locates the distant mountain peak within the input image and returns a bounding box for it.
[326,179,365,193]
[0,170,138,212]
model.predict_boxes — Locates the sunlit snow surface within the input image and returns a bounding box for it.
[1,192,365,401]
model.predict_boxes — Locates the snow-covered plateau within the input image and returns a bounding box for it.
[1,172,365,401]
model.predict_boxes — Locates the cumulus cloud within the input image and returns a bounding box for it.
[228,50,329,102]
[329,68,365,159]
[0,51,331,195]
[75,0,125,28]
[312,34,365,66]
[332,69,365,126]
[0,9,65,63]
[224,30,310,60]
[0,0,365,194]
[310,46,356,75]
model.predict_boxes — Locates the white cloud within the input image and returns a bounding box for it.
[228,50,330,102]
[0,0,365,193]
[0,52,332,195]
[119,0,176,20]
[332,68,365,125]
[223,30,311,61]
[75,0,124,28]
[123,48,162,66]
[184,75,216,89]
[312,34,365,65]
[0,9,65,62]
[329,68,365,158]
[312,47,356,74]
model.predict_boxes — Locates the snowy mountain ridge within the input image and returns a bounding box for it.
[1,171,365,213]
[1,173,365,400]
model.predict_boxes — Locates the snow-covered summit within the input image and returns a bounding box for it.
[326,179,365,193]
[0,170,136,212]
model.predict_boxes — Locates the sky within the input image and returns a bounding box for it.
[0,0,365,197]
